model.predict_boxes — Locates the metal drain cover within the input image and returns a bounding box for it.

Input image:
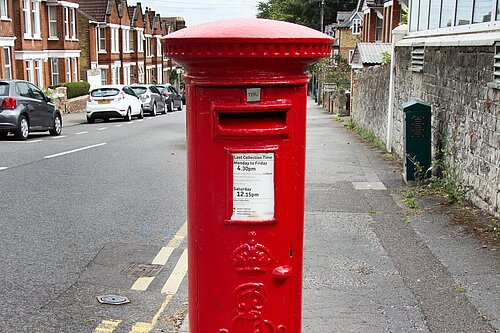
[121,262,163,277]
[97,295,130,305]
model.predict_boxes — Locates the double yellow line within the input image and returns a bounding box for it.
[93,222,188,333]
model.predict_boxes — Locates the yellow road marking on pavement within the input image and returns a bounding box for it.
[94,222,189,333]
[93,319,121,333]
[130,222,187,291]
[151,246,175,265]
[129,322,153,333]
[127,294,174,333]
[127,248,188,332]
[161,249,188,294]
[131,276,155,291]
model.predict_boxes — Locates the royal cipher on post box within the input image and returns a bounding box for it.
[163,19,333,332]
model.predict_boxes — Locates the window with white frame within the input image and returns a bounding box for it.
[111,28,119,53]
[145,36,151,56]
[98,27,106,51]
[123,65,130,85]
[473,0,492,23]
[410,0,500,32]
[22,0,31,36]
[100,68,107,85]
[51,58,59,84]
[71,8,76,39]
[3,48,11,79]
[66,58,71,82]
[129,30,134,51]
[375,14,383,41]
[157,37,161,56]
[31,0,40,38]
[26,60,34,83]
[111,66,120,84]
[352,18,361,34]
[138,64,144,83]
[48,6,57,38]
[123,28,130,53]
[64,7,69,39]
[0,0,8,19]
[137,30,144,52]
[34,59,42,87]
[157,66,162,83]
[72,58,78,82]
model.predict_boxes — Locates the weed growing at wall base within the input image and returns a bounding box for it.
[346,121,386,151]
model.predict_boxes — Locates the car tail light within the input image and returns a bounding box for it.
[87,95,91,102]
[1,97,16,109]
[163,92,170,97]
[118,91,125,100]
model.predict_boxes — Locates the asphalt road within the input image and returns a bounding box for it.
[0,110,189,332]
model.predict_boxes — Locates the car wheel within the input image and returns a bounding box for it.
[138,106,144,119]
[151,103,157,116]
[49,114,62,136]
[177,102,182,111]
[14,116,29,141]
[162,103,167,114]
[168,101,174,112]
[87,117,95,124]
[124,107,132,122]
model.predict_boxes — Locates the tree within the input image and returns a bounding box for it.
[257,0,358,30]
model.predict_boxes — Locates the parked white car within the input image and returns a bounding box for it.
[86,85,143,123]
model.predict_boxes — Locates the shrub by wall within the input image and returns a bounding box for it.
[49,82,90,99]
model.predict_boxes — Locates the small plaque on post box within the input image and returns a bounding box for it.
[232,153,274,221]
[246,88,261,103]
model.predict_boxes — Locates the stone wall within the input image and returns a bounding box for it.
[64,95,88,114]
[351,64,390,142]
[348,44,499,217]
[392,45,500,216]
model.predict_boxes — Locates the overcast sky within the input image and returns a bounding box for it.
[128,0,262,27]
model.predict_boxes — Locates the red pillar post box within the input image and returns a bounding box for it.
[163,19,333,332]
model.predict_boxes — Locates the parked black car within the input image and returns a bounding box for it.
[0,79,62,140]
[156,84,183,112]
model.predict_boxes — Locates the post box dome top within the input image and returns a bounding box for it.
[163,19,334,60]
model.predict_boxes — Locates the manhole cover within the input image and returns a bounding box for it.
[97,295,130,305]
[121,262,163,277]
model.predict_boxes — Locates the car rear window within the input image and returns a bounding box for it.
[91,88,120,97]
[0,83,9,96]
[130,87,147,95]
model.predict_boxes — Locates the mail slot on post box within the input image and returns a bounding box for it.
[163,19,333,332]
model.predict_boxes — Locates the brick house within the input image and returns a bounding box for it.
[361,0,406,43]
[328,8,363,63]
[79,0,130,85]
[9,0,80,86]
[0,0,16,80]
[79,1,185,86]
[128,2,145,84]
[142,8,153,83]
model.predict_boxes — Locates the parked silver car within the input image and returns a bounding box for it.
[156,84,183,112]
[0,79,62,140]
[130,84,166,116]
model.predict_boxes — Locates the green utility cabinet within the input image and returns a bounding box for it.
[403,99,431,182]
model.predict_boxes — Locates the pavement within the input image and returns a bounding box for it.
[69,99,499,332]
[61,111,88,127]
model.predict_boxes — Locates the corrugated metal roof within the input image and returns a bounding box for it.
[357,42,392,64]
